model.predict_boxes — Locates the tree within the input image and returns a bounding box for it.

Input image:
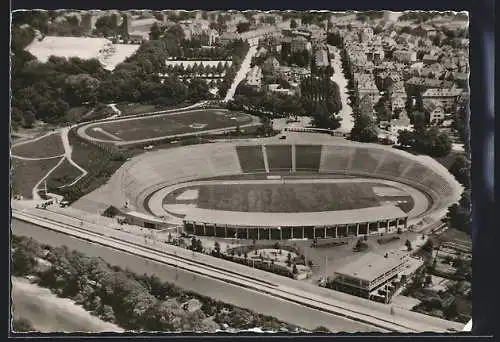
[214,241,221,255]
[443,301,458,319]
[292,264,298,274]
[286,253,292,267]
[11,248,37,276]
[449,154,471,188]
[313,325,330,332]
[149,22,163,40]
[397,129,416,147]
[236,21,251,34]
[290,19,298,29]
[405,239,413,251]
[350,112,379,143]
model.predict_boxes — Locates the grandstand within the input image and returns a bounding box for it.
[319,145,355,173]
[74,141,461,236]
[236,145,267,173]
[266,145,293,172]
[349,148,387,174]
[295,145,322,172]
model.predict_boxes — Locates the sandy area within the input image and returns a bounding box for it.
[11,277,124,333]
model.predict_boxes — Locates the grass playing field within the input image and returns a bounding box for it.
[11,133,64,159]
[84,109,254,142]
[164,182,414,213]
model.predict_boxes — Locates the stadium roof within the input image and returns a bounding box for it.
[183,205,406,228]
[335,252,406,283]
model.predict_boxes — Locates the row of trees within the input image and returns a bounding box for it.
[11,17,249,129]
[11,235,297,332]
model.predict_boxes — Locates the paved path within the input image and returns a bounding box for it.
[224,44,258,102]
[107,103,122,120]
[58,127,88,188]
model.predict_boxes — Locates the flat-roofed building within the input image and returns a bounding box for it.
[332,252,409,301]
[246,65,262,88]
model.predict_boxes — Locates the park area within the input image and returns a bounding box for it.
[11,133,64,159]
[11,157,62,199]
[164,182,414,213]
[83,109,255,142]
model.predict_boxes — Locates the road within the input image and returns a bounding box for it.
[11,204,464,333]
[329,45,355,133]
[11,218,380,333]
[224,44,259,102]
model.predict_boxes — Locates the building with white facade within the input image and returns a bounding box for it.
[422,88,462,113]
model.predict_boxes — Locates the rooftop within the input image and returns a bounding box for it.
[335,252,406,282]
[184,205,407,228]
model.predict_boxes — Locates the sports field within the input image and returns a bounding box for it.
[164,182,414,213]
[83,109,254,142]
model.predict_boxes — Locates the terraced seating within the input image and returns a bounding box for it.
[349,148,386,174]
[266,145,292,172]
[295,145,322,172]
[376,153,413,179]
[208,145,243,176]
[421,170,454,199]
[319,145,354,173]
[401,162,431,182]
[236,145,266,173]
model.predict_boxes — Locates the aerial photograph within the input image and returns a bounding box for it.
[10,9,471,334]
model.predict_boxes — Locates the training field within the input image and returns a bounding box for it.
[164,182,414,213]
[82,109,255,142]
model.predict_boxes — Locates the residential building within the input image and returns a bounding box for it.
[262,56,280,74]
[405,77,454,90]
[429,105,446,125]
[423,54,440,65]
[219,31,241,45]
[355,73,380,104]
[366,47,385,63]
[267,83,295,96]
[314,48,329,69]
[246,65,263,88]
[359,27,374,43]
[391,95,406,112]
[392,49,417,63]
[422,88,463,112]
[291,36,308,53]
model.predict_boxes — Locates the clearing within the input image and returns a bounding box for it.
[11,133,64,159]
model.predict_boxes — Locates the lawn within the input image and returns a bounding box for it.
[193,182,383,213]
[46,158,84,189]
[84,109,254,142]
[11,157,62,199]
[11,133,64,159]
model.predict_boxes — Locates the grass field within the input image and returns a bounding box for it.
[167,182,394,213]
[84,109,254,142]
[11,157,62,198]
[11,133,64,158]
[46,158,84,189]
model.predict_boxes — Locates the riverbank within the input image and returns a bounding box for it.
[11,277,124,333]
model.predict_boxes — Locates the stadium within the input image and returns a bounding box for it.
[73,135,461,241]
